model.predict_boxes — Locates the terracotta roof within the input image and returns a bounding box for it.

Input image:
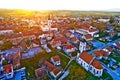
[51,36,67,44]
[2,64,13,74]
[91,59,103,69]
[71,37,79,42]
[94,49,108,57]
[79,51,93,64]
[12,52,20,59]
[52,67,61,75]
[105,46,112,52]
[116,42,120,46]
[35,68,46,78]
[52,55,60,62]
[31,39,39,44]
[44,60,61,76]
[44,60,55,71]
[63,44,75,49]
[4,33,22,39]
[84,34,92,39]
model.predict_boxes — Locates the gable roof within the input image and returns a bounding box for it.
[91,59,103,69]
[44,60,55,71]
[51,55,60,62]
[35,68,46,78]
[2,64,13,74]
[94,49,108,57]
[84,34,92,39]
[79,51,93,64]
[52,67,61,75]
[44,60,61,76]
[63,44,75,49]
[105,46,112,52]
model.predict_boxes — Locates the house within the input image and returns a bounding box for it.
[75,26,99,36]
[2,48,21,68]
[98,19,110,23]
[93,49,108,59]
[50,36,68,48]
[0,30,13,35]
[51,55,60,66]
[4,33,23,45]
[76,51,103,77]
[82,34,93,41]
[31,39,39,48]
[63,44,77,54]
[113,41,120,48]
[70,37,79,44]
[103,46,113,55]
[66,31,74,38]
[16,39,27,51]
[35,68,46,80]
[1,64,14,79]
[44,60,61,78]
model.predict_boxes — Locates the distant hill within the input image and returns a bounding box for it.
[0,8,120,16]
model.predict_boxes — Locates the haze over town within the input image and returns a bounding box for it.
[0,0,120,11]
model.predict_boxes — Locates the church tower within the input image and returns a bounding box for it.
[79,39,86,53]
[77,39,86,57]
[47,15,52,29]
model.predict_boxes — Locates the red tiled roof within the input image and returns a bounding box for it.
[44,60,61,75]
[52,55,60,62]
[106,46,112,52]
[94,49,108,57]
[2,64,13,74]
[116,42,120,46]
[63,44,75,49]
[35,68,46,78]
[32,39,39,44]
[71,37,78,42]
[79,51,93,64]
[52,67,61,75]
[4,33,22,39]
[44,60,55,71]
[91,59,103,69]
[51,36,67,44]
[84,34,92,39]
[12,52,20,59]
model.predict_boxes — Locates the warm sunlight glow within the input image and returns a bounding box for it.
[0,0,120,11]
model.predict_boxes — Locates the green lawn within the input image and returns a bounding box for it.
[63,60,113,80]
[20,49,70,79]
[63,60,92,80]
[109,53,120,62]
[100,58,109,65]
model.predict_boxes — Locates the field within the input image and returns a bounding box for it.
[20,49,70,79]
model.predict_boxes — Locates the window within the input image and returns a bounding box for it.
[96,71,99,74]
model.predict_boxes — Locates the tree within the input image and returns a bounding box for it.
[0,41,12,50]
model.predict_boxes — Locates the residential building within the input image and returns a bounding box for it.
[93,49,108,60]
[44,60,61,78]
[63,44,77,54]
[51,55,60,66]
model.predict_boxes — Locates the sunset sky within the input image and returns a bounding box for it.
[0,0,120,11]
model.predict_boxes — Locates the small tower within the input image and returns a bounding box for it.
[77,39,86,57]
[47,15,52,29]
[79,39,86,53]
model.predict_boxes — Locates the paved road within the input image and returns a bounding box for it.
[89,38,120,54]
[101,62,120,80]
[57,51,71,59]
